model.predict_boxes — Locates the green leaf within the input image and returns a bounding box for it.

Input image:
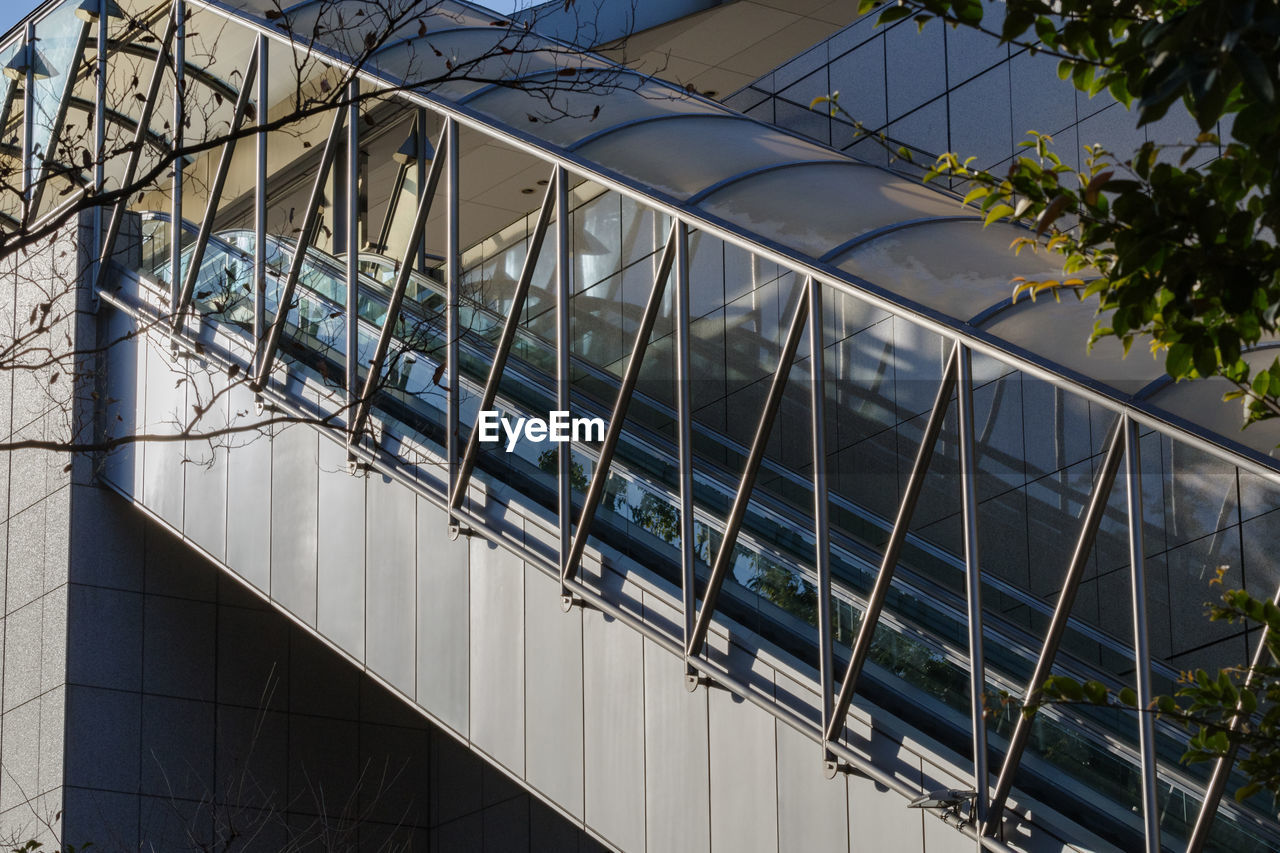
[1232,44,1276,104]
[876,5,913,25]
[1047,676,1084,702]
[984,204,1015,226]
[1193,345,1219,378]
[1166,343,1193,379]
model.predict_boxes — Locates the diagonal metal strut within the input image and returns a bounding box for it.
[1185,584,1280,852]
[1125,415,1161,853]
[982,420,1124,835]
[685,280,811,659]
[809,276,835,742]
[561,222,679,584]
[92,11,177,292]
[348,119,450,442]
[250,105,349,389]
[171,46,259,328]
[449,166,559,510]
[825,343,959,741]
[958,343,990,831]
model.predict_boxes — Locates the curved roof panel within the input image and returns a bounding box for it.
[368,29,600,100]
[573,115,845,200]
[698,161,962,258]
[1147,349,1280,456]
[197,0,1276,467]
[832,219,1066,324]
[981,297,1161,395]
[464,70,715,148]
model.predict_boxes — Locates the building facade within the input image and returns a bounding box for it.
[0,0,1275,851]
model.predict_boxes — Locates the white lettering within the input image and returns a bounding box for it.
[573,417,605,442]
[549,410,570,442]
[478,410,501,443]
[502,416,524,452]
[476,410,603,451]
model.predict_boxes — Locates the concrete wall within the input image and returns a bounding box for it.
[0,213,96,844]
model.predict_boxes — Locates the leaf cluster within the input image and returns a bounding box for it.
[847,0,1280,429]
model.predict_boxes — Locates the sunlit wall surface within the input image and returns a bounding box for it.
[3,0,1279,850]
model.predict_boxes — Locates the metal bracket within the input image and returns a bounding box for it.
[822,756,863,779]
[909,789,978,828]
[253,395,282,416]
[683,669,721,693]
[559,593,592,613]
[447,521,475,541]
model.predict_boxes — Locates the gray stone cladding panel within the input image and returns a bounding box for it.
[468,538,525,774]
[181,372,230,563]
[775,721,849,851]
[223,398,272,593]
[583,599,646,852]
[523,564,585,819]
[316,437,366,658]
[642,636,711,853]
[416,494,470,735]
[365,469,416,695]
[268,423,318,625]
[141,340,186,530]
[708,686,778,853]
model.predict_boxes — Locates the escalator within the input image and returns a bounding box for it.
[119,208,1280,853]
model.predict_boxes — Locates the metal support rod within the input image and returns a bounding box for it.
[21,21,33,218]
[170,0,184,310]
[686,282,811,658]
[94,0,107,270]
[171,47,259,328]
[251,106,347,387]
[415,107,427,273]
[809,276,834,744]
[555,164,571,592]
[983,421,1124,834]
[348,120,449,441]
[561,223,678,584]
[674,221,696,667]
[1185,584,1280,852]
[957,344,990,836]
[252,34,267,351]
[93,12,177,291]
[344,78,359,422]
[825,344,960,740]
[1124,415,1161,853]
[29,22,91,217]
[449,166,558,510]
[445,118,460,516]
